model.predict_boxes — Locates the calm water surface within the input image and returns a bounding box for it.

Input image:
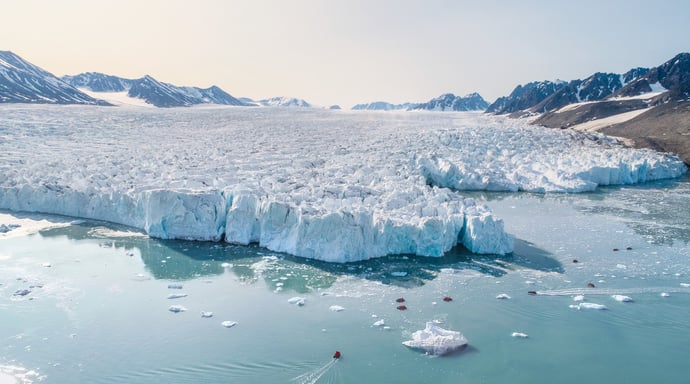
[1,177,689,383]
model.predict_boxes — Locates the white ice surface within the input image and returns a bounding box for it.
[0,106,686,262]
[402,322,468,356]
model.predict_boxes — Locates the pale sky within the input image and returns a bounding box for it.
[5,0,690,108]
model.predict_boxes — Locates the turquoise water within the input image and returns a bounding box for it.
[1,177,689,383]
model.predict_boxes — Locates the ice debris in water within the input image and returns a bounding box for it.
[329,305,345,312]
[573,295,585,302]
[168,284,183,289]
[680,283,690,288]
[572,303,608,310]
[288,297,306,306]
[390,271,408,277]
[168,305,187,313]
[611,294,633,302]
[402,322,469,356]
[221,321,238,328]
[496,293,511,300]
[41,262,51,268]
[13,289,31,296]
[167,293,188,299]
[660,292,670,297]
[511,332,529,338]
[201,311,214,318]
[373,319,385,327]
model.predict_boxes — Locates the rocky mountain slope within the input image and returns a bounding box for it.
[63,72,248,108]
[0,50,109,105]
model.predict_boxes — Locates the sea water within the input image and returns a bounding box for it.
[1,177,689,383]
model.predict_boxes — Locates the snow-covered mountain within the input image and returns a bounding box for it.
[486,80,567,115]
[63,72,249,108]
[255,96,312,107]
[486,53,690,116]
[351,101,418,111]
[530,53,690,165]
[0,51,109,105]
[412,93,489,111]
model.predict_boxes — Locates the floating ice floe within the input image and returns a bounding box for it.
[373,319,385,327]
[573,303,608,310]
[573,295,585,302]
[611,294,633,302]
[660,292,670,297]
[168,305,187,313]
[13,289,31,296]
[680,283,690,288]
[288,297,306,306]
[511,332,529,338]
[221,321,238,328]
[496,293,511,300]
[402,322,469,356]
[329,305,345,312]
[167,293,188,299]
[390,271,408,277]
[201,311,214,318]
[221,262,233,268]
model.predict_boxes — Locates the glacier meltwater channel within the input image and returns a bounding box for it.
[0,106,686,262]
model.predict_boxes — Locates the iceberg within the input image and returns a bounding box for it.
[0,106,685,262]
[403,322,469,356]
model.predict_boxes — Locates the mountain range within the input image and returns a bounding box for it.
[1,50,688,164]
[352,93,488,111]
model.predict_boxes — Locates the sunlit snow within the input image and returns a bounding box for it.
[0,105,686,262]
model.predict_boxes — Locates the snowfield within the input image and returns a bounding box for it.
[0,105,686,262]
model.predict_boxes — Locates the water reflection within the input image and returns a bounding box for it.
[464,176,690,246]
[35,218,562,293]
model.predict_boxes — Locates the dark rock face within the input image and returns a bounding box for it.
[486,81,566,114]
[531,72,633,113]
[0,51,109,105]
[413,93,489,111]
[62,72,133,92]
[616,53,690,100]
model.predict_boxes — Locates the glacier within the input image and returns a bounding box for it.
[0,105,686,262]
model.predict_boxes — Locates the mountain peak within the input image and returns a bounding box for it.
[0,51,109,105]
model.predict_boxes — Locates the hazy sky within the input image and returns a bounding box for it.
[5,0,690,108]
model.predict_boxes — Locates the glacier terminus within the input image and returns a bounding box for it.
[0,105,686,262]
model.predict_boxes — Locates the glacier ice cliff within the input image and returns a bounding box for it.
[0,106,686,262]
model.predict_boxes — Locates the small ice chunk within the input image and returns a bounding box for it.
[329,305,345,312]
[167,284,183,289]
[373,319,385,327]
[680,283,690,288]
[168,305,187,313]
[13,289,31,296]
[577,303,608,310]
[402,322,468,356]
[288,297,305,306]
[573,295,585,302]
[221,262,233,268]
[496,293,511,300]
[391,271,408,277]
[42,262,51,268]
[167,293,188,299]
[611,294,633,302]
[201,311,214,318]
[511,332,529,338]
[616,264,627,269]
[221,321,238,328]
[660,292,670,297]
